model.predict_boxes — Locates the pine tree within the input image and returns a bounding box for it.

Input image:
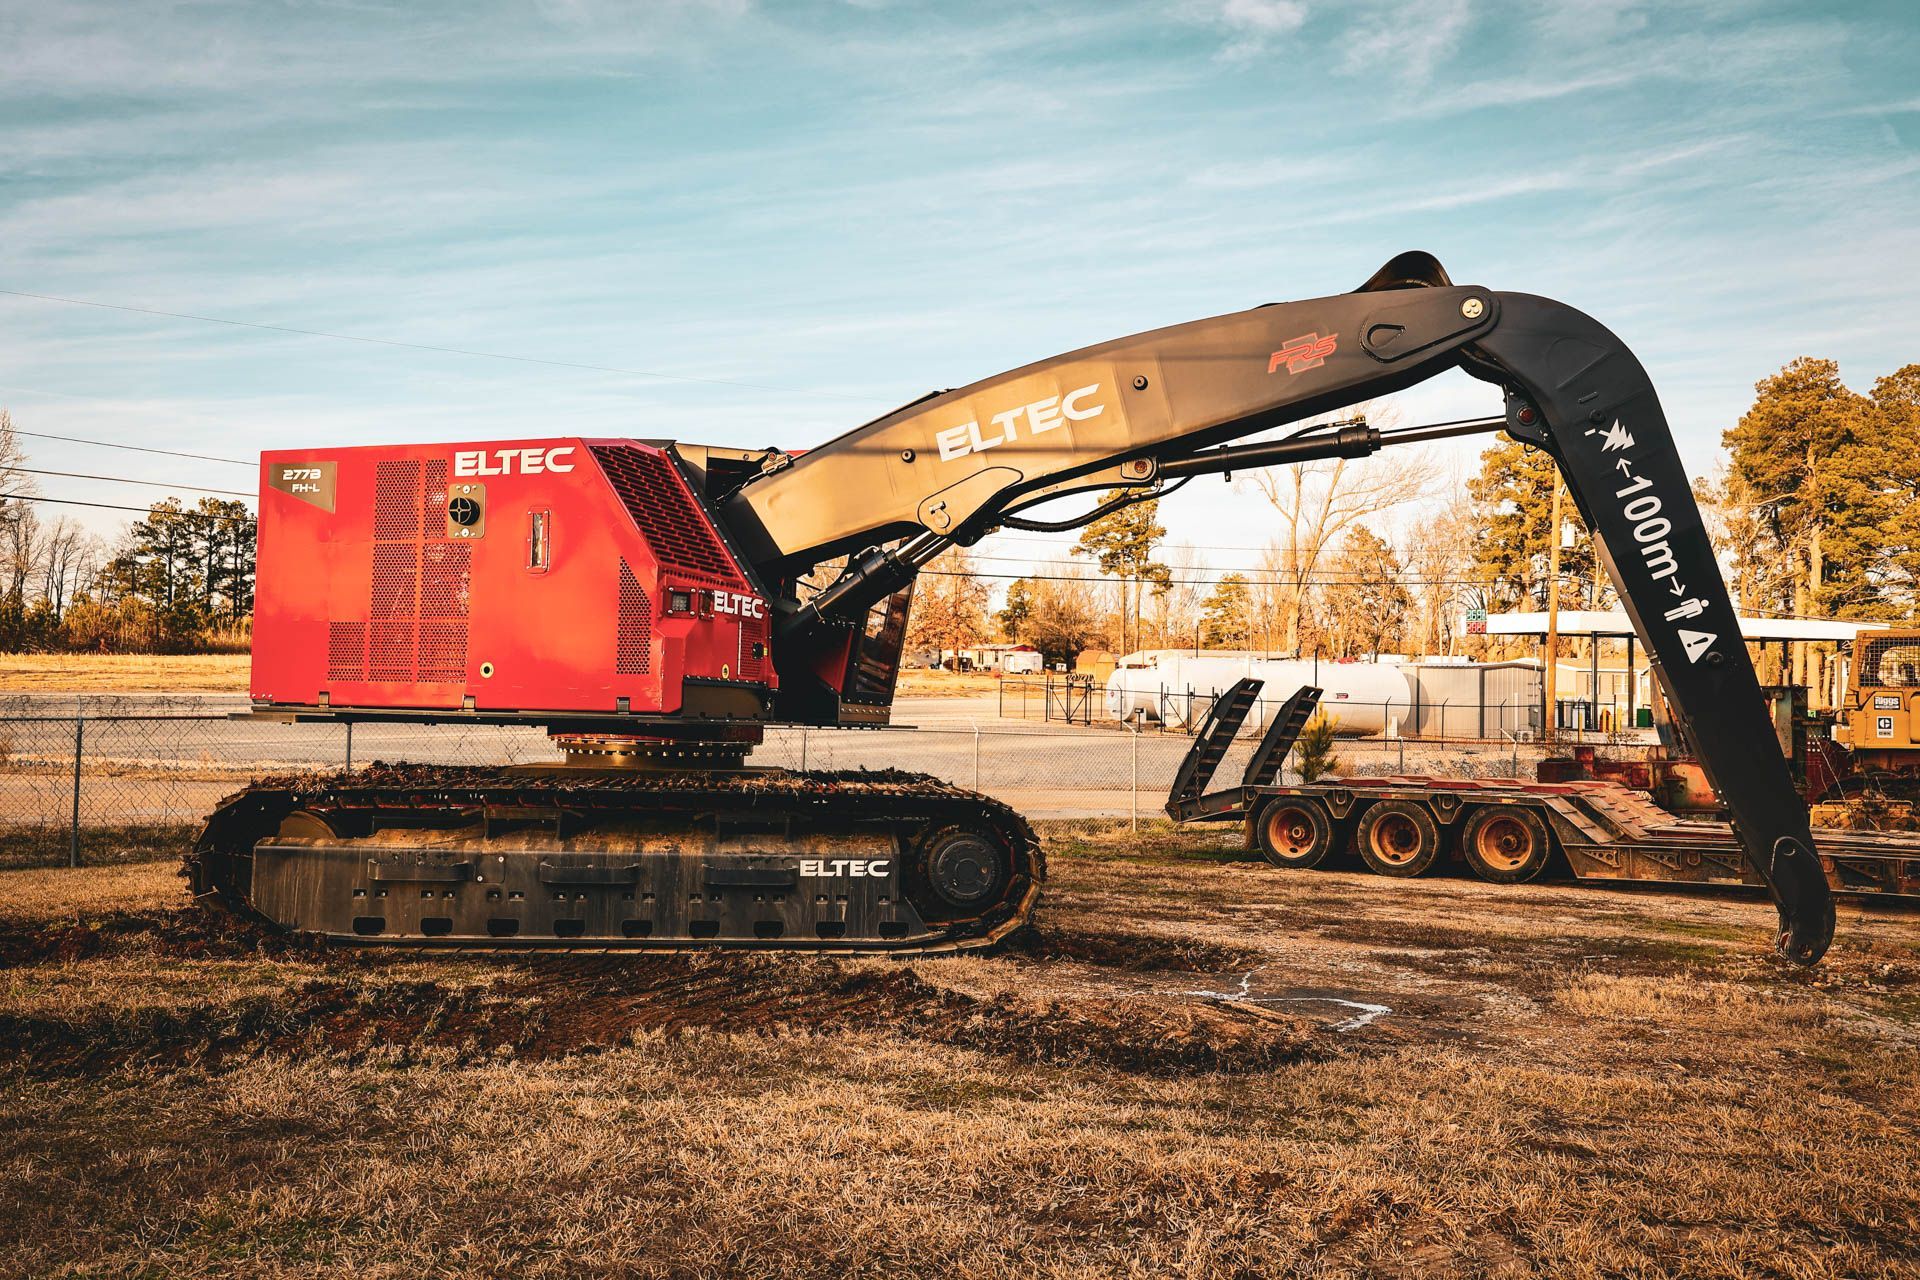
[1294,711,1342,783]
[1466,437,1599,611]
[1320,525,1414,656]
[1073,489,1168,650]
[1199,572,1251,647]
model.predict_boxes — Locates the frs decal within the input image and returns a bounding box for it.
[935,383,1105,463]
[453,446,577,477]
[799,859,892,878]
[1269,332,1337,375]
[712,590,766,621]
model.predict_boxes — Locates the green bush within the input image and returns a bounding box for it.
[1294,711,1344,783]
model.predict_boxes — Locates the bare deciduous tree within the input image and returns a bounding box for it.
[38,516,99,616]
[904,547,990,668]
[1241,401,1439,653]
[1402,486,1478,656]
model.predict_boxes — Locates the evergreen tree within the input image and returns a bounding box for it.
[1293,711,1342,783]
[1073,490,1169,650]
[1199,572,1251,647]
[1320,525,1414,657]
[997,577,1033,641]
[1723,357,1880,618]
[1466,438,1599,611]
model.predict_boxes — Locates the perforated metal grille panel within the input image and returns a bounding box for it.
[590,445,739,583]
[419,543,470,618]
[344,456,471,686]
[417,621,468,683]
[327,622,365,681]
[374,460,422,540]
[737,612,769,681]
[617,559,651,675]
[371,544,418,619]
[369,620,415,682]
[421,459,449,539]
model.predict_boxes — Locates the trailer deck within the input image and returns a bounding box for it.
[1169,680,1920,900]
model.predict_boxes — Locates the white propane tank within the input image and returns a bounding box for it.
[1104,652,1410,736]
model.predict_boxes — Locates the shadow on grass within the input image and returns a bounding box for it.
[0,823,196,870]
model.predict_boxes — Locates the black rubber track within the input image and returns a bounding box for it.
[187,764,1044,956]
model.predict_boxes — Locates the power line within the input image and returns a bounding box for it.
[7,426,252,468]
[1,466,254,499]
[0,492,252,520]
[0,287,880,403]
[923,567,1519,590]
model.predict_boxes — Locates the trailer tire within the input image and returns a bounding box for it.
[1356,800,1441,877]
[1254,797,1336,869]
[1460,804,1552,884]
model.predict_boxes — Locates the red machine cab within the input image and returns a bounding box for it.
[251,438,774,722]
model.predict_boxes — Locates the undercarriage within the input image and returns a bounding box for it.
[190,764,1042,953]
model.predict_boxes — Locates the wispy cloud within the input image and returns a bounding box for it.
[0,0,1915,553]
[1206,0,1310,61]
[1336,0,1472,84]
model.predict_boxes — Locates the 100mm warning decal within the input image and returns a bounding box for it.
[1585,418,1717,665]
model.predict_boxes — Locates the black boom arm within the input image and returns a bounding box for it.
[723,251,1834,963]
[1465,297,1834,964]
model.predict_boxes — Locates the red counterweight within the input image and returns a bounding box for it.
[251,438,774,722]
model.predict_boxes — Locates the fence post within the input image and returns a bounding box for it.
[345,722,354,771]
[1130,722,1139,833]
[799,726,808,772]
[973,723,981,790]
[69,714,84,868]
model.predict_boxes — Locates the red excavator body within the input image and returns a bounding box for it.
[251,439,773,720]
[194,251,1835,963]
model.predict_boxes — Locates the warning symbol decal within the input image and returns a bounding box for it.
[1679,629,1716,663]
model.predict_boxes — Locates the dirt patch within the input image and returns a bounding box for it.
[1315,914,1734,988]
[1001,923,1268,973]
[0,935,1321,1078]
[0,903,320,967]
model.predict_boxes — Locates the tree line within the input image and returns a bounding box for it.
[0,410,255,653]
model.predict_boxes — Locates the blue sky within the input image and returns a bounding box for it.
[2,0,1918,581]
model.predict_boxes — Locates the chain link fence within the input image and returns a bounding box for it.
[0,695,1546,869]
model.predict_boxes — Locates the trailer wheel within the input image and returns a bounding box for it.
[1356,800,1441,877]
[1460,805,1551,884]
[1255,797,1336,869]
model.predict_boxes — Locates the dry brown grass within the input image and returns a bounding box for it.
[894,668,1003,697]
[0,653,250,691]
[1,823,1918,1278]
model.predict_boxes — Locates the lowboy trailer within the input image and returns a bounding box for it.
[1167,680,1920,901]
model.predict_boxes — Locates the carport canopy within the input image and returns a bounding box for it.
[1482,610,1876,643]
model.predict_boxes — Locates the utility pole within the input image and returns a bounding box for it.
[1808,522,1825,706]
[1545,468,1565,739]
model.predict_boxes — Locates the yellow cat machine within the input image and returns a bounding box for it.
[1832,630,1920,794]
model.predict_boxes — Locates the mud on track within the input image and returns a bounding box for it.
[0,906,1321,1077]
